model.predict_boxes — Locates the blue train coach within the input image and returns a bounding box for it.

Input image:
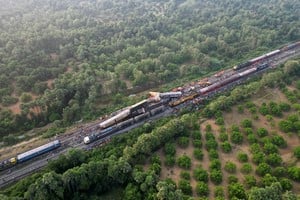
[17,140,61,163]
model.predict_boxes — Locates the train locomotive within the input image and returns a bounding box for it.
[0,140,61,171]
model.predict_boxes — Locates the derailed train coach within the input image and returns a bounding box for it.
[0,140,61,171]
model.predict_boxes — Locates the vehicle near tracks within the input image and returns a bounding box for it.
[0,140,61,171]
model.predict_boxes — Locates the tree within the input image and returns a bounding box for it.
[237,152,248,162]
[192,139,202,148]
[164,142,176,156]
[165,155,176,167]
[25,172,64,200]
[228,183,246,200]
[241,119,252,128]
[279,178,293,191]
[193,166,209,182]
[180,171,190,180]
[214,186,224,198]
[241,163,253,174]
[177,137,189,148]
[263,142,278,154]
[196,182,209,196]
[124,183,142,200]
[224,162,237,173]
[177,155,191,169]
[261,174,278,187]
[209,159,221,171]
[266,153,282,167]
[230,131,243,144]
[208,149,219,160]
[256,163,272,177]
[178,179,192,195]
[293,146,300,159]
[221,141,232,153]
[248,182,282,200]
[210,170,222,184]
[244,175,256,188]
[193,149,204,160]
[156,180,184,200]
[257,127,268,137]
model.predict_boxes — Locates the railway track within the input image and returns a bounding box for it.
[0,42,300,189]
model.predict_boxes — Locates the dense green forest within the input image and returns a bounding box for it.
[0,0,299,139]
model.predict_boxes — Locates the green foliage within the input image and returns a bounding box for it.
[256,127,268,137]
[193,166,209,183]
[205,139,218,151]
[178,179,192,195]
[177,155,191,169]
[244,175,256,188]
[192,139,202,148]
[272,167,287,178]
[227,175,238,184]
[287,167,300,181]
[241,119,252,128]
[220,141,232,153]
[230,130,243,144]
[261,174,278,187]
[237,152,248,163]
[177,137,189,148]
[193,149,204,161]
[180,171,191,181]
[214,186,224,198]
[266,153,282,167]
[196,182,209,196]
[256,163,272,177]
[208,149,219,160]
[271,135,287,148]
[210,170,223,184]
[252,152,266,165]
[241,163,253,174]
[228,183,246,200]
[224,162,237,174]
[164,142,176,156]
[165,155,176,167]
[218,132,228,142]
[209,159,221,171]
[293,146,300,159]
[248,182,283,200]
[279,178,293,191]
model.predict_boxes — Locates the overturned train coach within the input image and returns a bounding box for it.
[84,104,166,144]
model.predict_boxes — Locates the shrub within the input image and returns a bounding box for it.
[221,141,232,153]
[192,139,202,148]
[228,183,246,200]
[209,159,221,171]
[256,163,272,176]
[219,132,228,142]
[224,162,237,173]
[257,127,268,137]
[230,131,243,144]
[193,166,209,182]
[244,175,256,188]
[194,149,204,160]
[196,182,209,196]
[191,131,202,140]
[228,175,238,184]
[214,186,224,198]
[241,163,252,174]
[165,155,175,166]
[293,146,300,159]
[252,152,266,164]
[279,178,293,191]
[272,167,287,178]
[266,153,282,166]
[178,179,192,195]
[205,139,218,150]
[177,155,191,169]
[210,170,222,184]
[180,171,190,180]
[237,152,248,162]
[263,142,278,154]
[208,149,219,160]
[247,134,257,144]
[177,137,189,148]
[241,119,252,128]
[164,142,176,156]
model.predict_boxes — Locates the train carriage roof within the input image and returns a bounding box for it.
[17,140,60,161]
